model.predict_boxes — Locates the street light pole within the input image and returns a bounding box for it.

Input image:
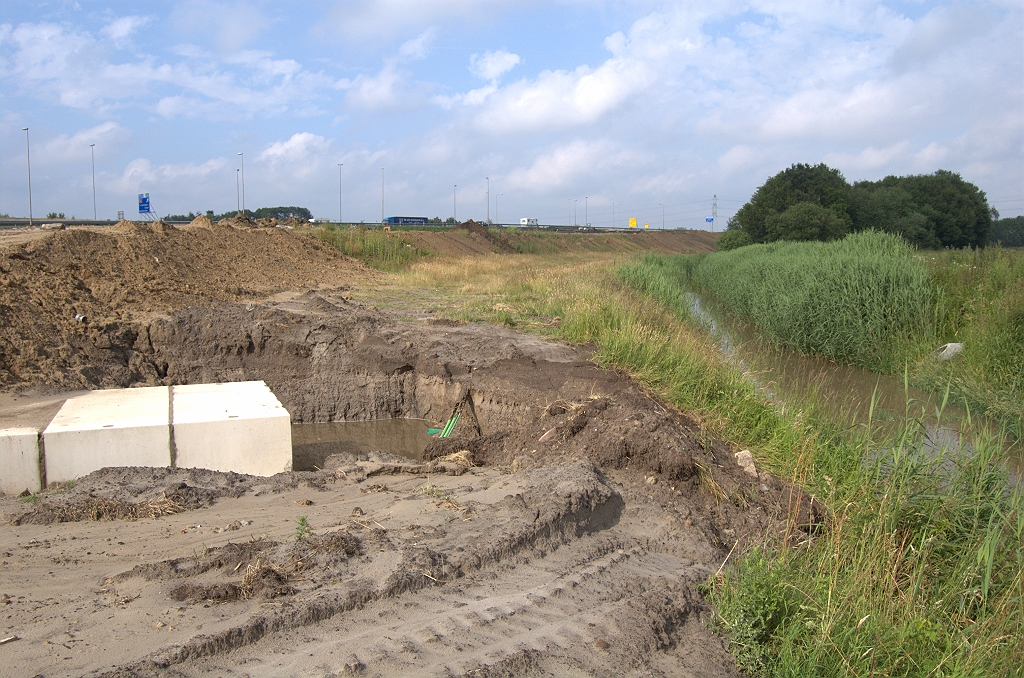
[574,199,577,226]
[585,196,588,228]
[90,143,97,220]
[21,127,32,226]
[380,167,384,226]
[338,163,343,224]
[486,176,490,223]
[237,152,245,213]
[454,184,457,223]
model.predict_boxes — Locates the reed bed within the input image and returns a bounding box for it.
[660,231,936,373]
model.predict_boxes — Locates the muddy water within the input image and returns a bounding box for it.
[686,293,1022,471]
[291,419,432,471]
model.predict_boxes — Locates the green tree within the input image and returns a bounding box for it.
[729,163,852,243]
[764,202,850,242]
[990,216,1024,247]
[851,171,991,248]
[848,185,941,249]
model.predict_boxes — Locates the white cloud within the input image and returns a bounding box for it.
[470,50,520,82]
[101,16,151,48]
[399,28,436,61]
[111,157,227,193]
[472,57,652,133]
[346,63,404,110]
[169,0,270,53]
[36,122,130,165]
[823,141,914,172]
[0,21,333,117]
[318,0,522,40]
[505,139,638,192]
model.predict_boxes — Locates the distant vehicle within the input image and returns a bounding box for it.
[520,218,539,226]
[308,218,331,224]
[383,216,428,225]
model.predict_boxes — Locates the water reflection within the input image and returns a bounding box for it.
[292,419,432,471]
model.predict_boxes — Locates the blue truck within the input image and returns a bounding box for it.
[383,216,428,225]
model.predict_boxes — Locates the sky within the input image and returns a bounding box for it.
[1,0,1021,228]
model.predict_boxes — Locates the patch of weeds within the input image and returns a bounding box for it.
[18,494,39,504]
[295,515,312,542]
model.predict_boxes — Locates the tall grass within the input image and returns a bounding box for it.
[316,224,425,270]
[920,247,1024,440]
[709,416,1023,677]
[670,231,935,373]
[389,252,1023,676]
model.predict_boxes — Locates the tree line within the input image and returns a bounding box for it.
[163,206,313,222]
[717,164,1017,250]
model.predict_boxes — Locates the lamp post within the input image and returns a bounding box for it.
[612,202,615,229]
[338,163,343,225]
[453,184,457,223]
[496,193,502,225]
[486,176,490,223]
[585,196,588,228]
[21,127,32,226]
[380,167,384,226]
[660,203,665,230]
[574,199,577,226]
[90,143,97,220]
[237,152,245,213]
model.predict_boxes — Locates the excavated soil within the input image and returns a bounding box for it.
[0,223,809,677]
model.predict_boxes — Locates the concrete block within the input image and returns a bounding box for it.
[173,381,291,477]
[43,387,171,485]
[1,428,42,495]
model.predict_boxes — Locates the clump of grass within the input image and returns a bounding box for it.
[316,224,425,270]
[708,417,1022,677]
[662,231,936,373]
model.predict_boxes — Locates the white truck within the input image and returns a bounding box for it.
[520,217,539,226]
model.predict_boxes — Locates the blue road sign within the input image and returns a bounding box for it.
[138,193,151,214]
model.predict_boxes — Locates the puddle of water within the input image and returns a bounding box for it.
[686,293,1022,472]
[291,419,432,471]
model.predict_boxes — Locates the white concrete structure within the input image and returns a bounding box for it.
[172,382,291,476]
[1,428,42,495]
[43,386,172,485]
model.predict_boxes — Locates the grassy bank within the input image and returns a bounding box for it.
[316,224,426,270]
[383,251,1022,676]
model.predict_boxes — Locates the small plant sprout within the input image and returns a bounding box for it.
[295,515,312,541]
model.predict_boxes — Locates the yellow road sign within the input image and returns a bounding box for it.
[629,217,637,228]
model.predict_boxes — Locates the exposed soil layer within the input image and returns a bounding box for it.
[0,223,808,676]
[0,221,372,389]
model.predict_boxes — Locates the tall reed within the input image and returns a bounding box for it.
[668,231,936,373]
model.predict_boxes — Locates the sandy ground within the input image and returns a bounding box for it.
[0,223,814,677]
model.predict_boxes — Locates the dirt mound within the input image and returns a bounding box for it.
[186,214,213,229]
[455,220,517,253]
[0,224,372,388]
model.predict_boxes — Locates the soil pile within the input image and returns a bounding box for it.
[454,220,518,253]
[186,214,213,229]
[0,222,373,388]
